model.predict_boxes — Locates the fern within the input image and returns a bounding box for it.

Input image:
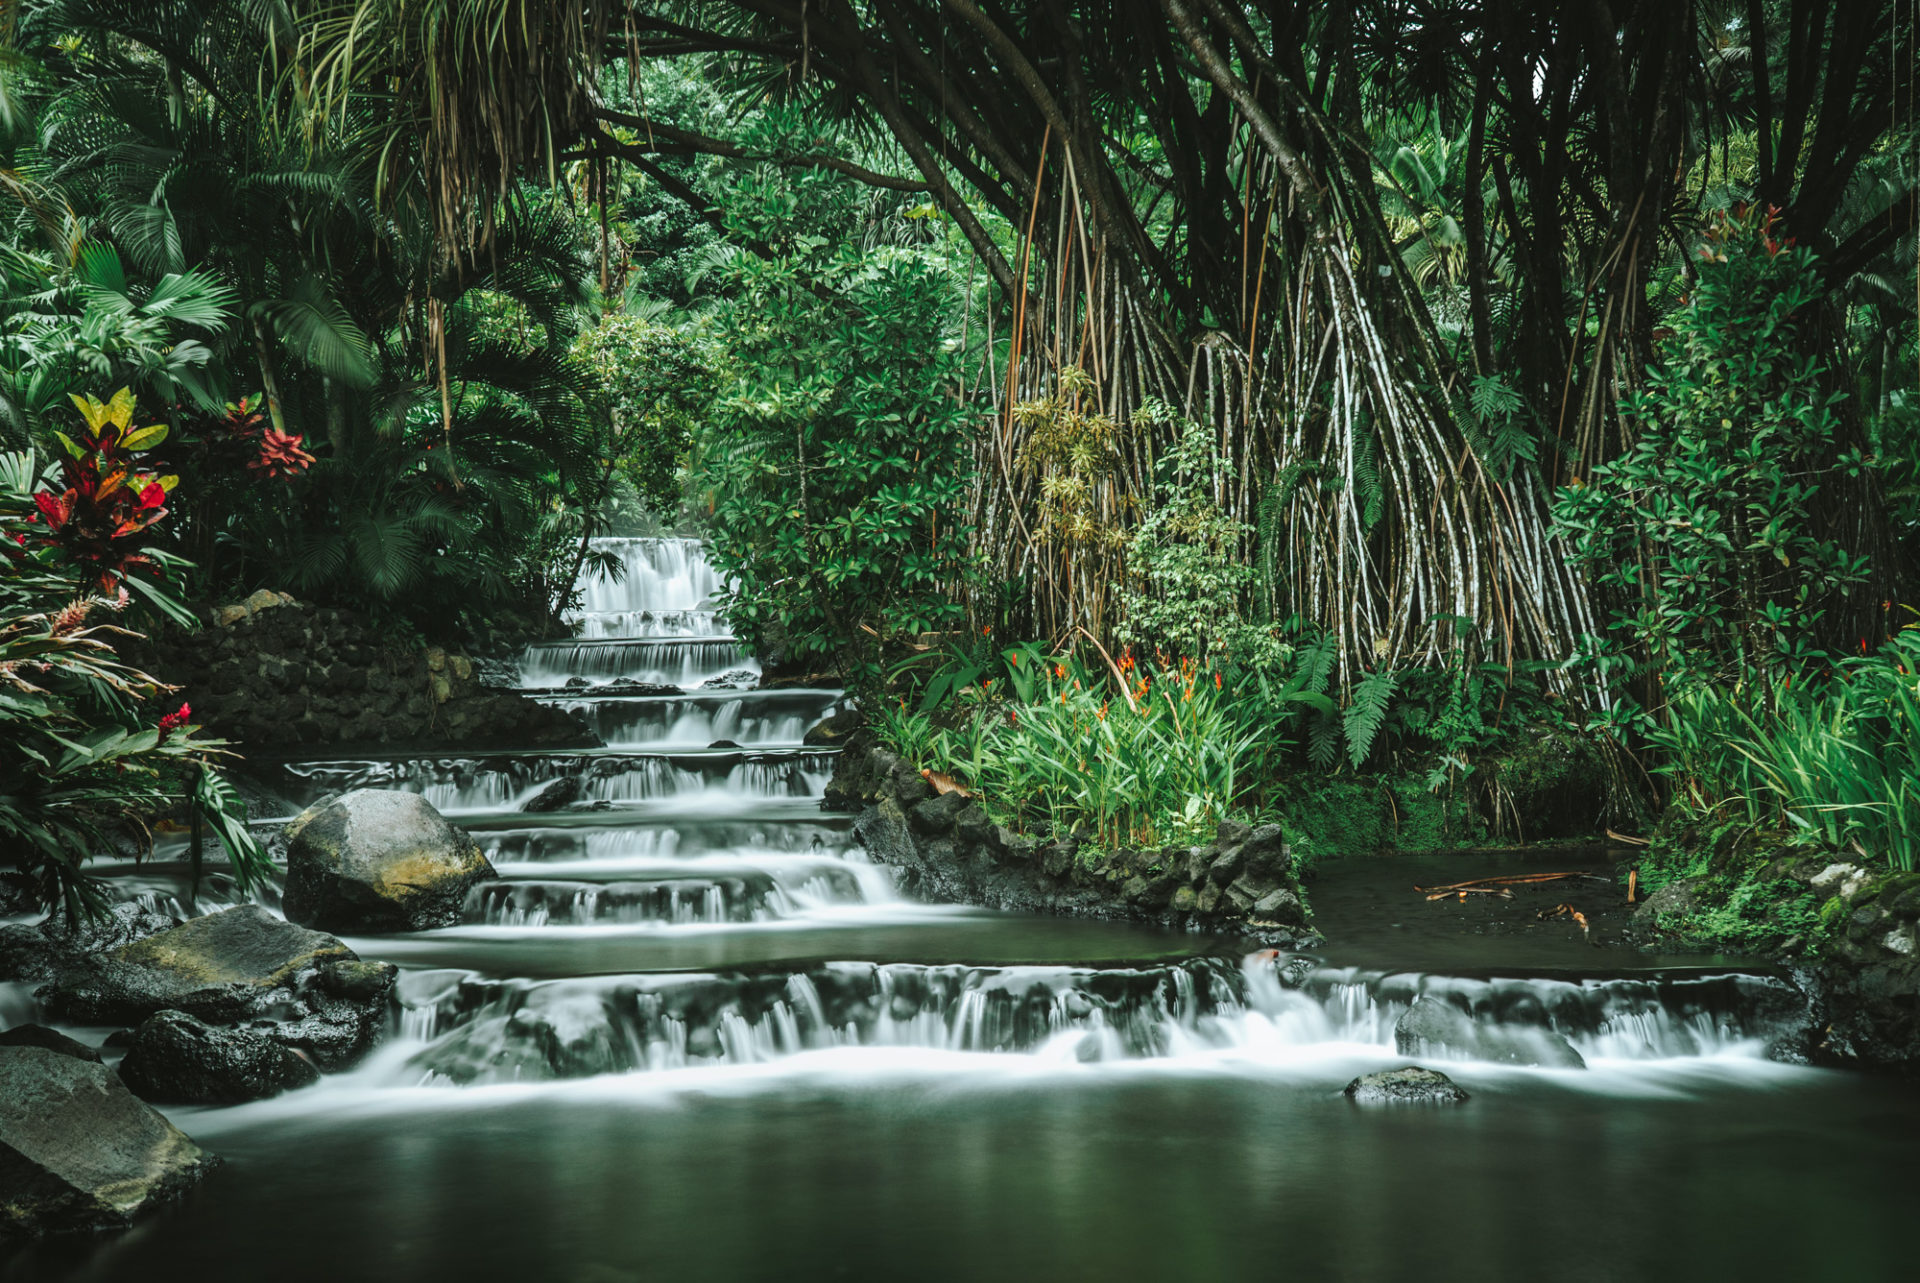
[1353,427,1384,533]
[1293,633,1337,694]
[1343,669,1399,768]
[1308,710,1343,769]
[1462,374,1538,479]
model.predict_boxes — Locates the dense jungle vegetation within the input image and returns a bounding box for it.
[0,1,1915,942]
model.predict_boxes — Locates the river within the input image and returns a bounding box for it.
[6,538,1918,1282]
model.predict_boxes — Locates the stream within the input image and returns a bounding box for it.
[7,538,1919,1282]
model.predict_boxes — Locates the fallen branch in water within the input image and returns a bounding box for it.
[1606,828,1651,847]
[1537,903,1593,939]
[1424,887,1514,901]
[1413,871,1598,894]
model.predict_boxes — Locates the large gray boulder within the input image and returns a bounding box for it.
[40,906,395,1071]
[43,905,353,1027]
[0,1046,219,1237]
[1345,1066,1470,1105]
[283,789,497,933]
[118,1010,320,1105]
[1395,994,1587,1069]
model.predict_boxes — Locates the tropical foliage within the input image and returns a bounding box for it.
[3,3,1917,908]
[0,394,269,917]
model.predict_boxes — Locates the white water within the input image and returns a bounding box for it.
[4,538,1818,1111]
[516,538,762,689]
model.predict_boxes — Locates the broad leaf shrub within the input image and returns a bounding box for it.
[1554,205,1874,707]
[696,237,974,696]
[0,392,271,918]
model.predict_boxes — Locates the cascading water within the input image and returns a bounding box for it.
[11,535,1915,1283]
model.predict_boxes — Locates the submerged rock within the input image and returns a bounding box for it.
[118,1010,319,1105]
[0,1046,219,1237]
[283,789,497,933]
[1394,994,1586,1069]
[1344,1066,1470,1105]
[520,776,583,813]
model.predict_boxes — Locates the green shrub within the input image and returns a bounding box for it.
[1554,205,1875,702]
[697,237,974,695]
[1652,631,1920,872]
[876,648,1295,849]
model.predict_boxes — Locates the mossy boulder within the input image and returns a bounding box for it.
[42,905,354,1026]
[283,789,496,933]
[0,1046,219,1237]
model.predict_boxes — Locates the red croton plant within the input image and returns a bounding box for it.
[32,389,178,589]
[219,393,316,479]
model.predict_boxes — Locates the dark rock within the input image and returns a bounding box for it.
[520,776,583,813]
[283,789,497,933]
[700,670,758,690]
[0,873,35,917]
[1394,995,1586,1069]
[44,902,182,956]
[0,1025,100,1063]
[802,707,865,747]
[42,906,353,1027]
[1223,875,1264,912]
[0,924,70,984]
[953,804,996,848]
[1344,1066,1469,1105]
[909,791,970,835]
[1206,846,1247,886]
[1250,888,1307,927]
[118,1010,318,1105]
[707,739,743,749]
[889,761,934,807]
[1240,825,1291,879]
[0,1046,219,1237]
[612,681,686,697]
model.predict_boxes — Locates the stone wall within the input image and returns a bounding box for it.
[122,592,594,751]
[825,737,1321,947]
[1635,853,1920,1074]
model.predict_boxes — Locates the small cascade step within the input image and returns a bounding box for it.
[388,958,1810,1086]
[545,689,844,749]
[572,608,727,639]
[466,866,872,928]
[273,749,840,814]
[473,818,856,866]
[517,638,757,690]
